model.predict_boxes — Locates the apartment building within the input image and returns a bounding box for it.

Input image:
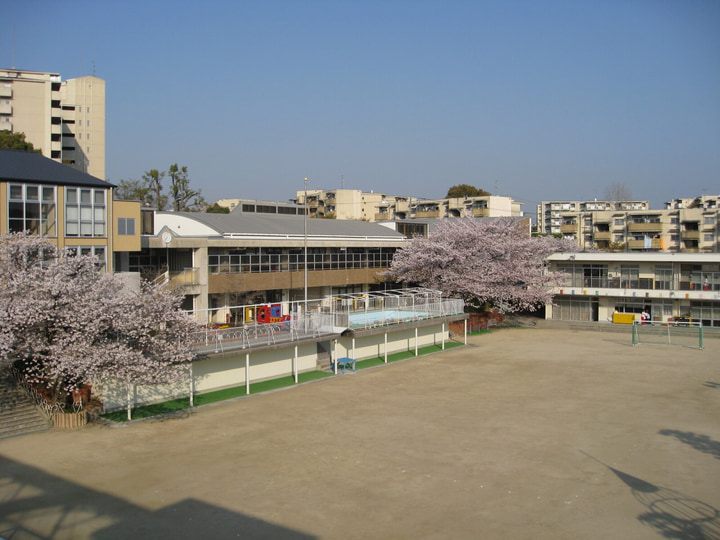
[1,149,140,272]
[410,195,523,219]
[124,207,408,323]
[289,189,409,221]
[290,189,523,222]
[0,69,105,180]
[537,197,719,253]
[546,251,720,327]
[214,198,307,216]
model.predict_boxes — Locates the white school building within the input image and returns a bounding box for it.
[545,252,720,327]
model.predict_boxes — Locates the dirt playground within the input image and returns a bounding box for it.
[1,326,719,539]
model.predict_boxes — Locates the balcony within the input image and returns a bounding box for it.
[395,201,410,212]
[0,102,11,114]
[682,230,700,240]
[0,86,12,98]
[471,208,490,218]
[593,231,612,241]
[560,224,578,234]
[414,210,441,218]
[627,238,662,249]
[628,222,662,233]
[374,213,391,221]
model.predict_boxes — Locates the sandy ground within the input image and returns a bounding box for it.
[1,327,719,540]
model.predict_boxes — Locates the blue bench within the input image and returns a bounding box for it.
[332,357,356,374]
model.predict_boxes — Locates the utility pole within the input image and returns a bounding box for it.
[304,177,308,317]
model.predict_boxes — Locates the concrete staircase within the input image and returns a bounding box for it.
[0,366,51,439]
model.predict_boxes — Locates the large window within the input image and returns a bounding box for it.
[208,247,395,274]
[556,264,608,288]
[552,296,594,322]
[8,184,57,236]
[690,301,720,327]
[620,265,639,289]
[66,245,106,272]
[654,265,673,290]
[65,187,106,237]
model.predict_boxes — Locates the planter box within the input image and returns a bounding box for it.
[52,410,88,429]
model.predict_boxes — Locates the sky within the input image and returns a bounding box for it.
[4,0,719,217]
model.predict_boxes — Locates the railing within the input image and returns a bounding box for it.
[168,267,199,287]
[189,298,465,354]
[9,366,78,417]
[191,312,337,354]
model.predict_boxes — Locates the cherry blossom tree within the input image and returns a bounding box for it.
[388,217,575,312]
[0,233,200,405]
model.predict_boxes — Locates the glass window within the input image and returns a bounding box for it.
[620,265,639,289]
[65,187,106,237]
[654,265,673,290]
[118,217,136,235]
[7,183,57,236]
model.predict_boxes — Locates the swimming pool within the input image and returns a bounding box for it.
[348,309,433,329]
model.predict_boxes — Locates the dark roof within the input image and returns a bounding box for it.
[162,211,406,239]
[0,149,114,188]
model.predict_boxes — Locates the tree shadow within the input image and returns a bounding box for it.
[580,451,720,540]
[0,455,316,540]
[659,430,720,461]
[703,382,720,389]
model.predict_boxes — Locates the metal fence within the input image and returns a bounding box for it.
[189,291,464,355]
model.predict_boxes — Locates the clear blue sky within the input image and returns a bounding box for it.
[4,0,719,215]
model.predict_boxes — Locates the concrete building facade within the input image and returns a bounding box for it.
[0,69,105,180]
[1,149,139,272]
[289,189,523,222]
[537,196,719,253]
[125,208,408,324]
[546,251,720,327]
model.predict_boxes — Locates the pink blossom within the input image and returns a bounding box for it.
[388,218,575,312]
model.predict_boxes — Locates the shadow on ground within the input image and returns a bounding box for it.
[580,451,720,540]
[0,455,315,540]
[659,430,720,461]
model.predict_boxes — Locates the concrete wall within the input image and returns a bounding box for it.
[99,323,450,412]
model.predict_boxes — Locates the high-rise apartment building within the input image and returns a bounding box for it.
[536,196,719,252]
[0,69,105,180]
[290,189,523,221]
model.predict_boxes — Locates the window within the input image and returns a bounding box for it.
[65,187,106,237]
[703,216,715,225]
[8,184,57,236]
[620,265,639,289]
[654,265,673,290]
[704,234,715,242]
[614,218,624,226]
[66,245,106,272]
[118,217,136,235]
